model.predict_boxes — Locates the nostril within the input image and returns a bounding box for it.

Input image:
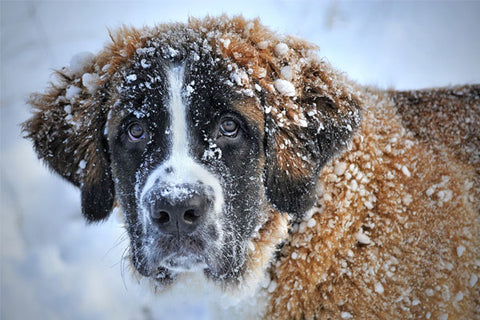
[183,209,199,224]
[152,210,170,224]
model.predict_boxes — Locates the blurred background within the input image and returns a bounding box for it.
[1,1,479,319]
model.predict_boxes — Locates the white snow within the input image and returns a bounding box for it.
[69,51,95,76]
[126,74,137,83]
[454,291,464,302]
[65,85,82,100]
[334,162,348,176]
[274,79,296,96]
[81,73,100,94]
[341,311,353,319]
[374,282,384,294]
[456,245,466,257]
[141,58,151,68]
[469,274,478,287]
[401,165,411,177]
[230,68,249,87]
[439,314,449,320]
[274,42,289,57]
[78,160,87,170]
[256,40,269,50]
[280,65,293,80]
[355,231,372,245]
[2,2,479,320]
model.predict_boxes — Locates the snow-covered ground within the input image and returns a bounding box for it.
[1,1,479,319]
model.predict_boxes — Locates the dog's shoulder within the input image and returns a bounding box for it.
[264,88,480,319]
[391,85,480,175]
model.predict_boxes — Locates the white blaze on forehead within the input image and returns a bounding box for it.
[139,65,224,214]
[169,65,189,164]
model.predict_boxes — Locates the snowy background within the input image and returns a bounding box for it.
[1,1,479,319]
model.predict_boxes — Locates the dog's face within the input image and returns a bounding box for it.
[24,17,360,288]
[108,53,266,281]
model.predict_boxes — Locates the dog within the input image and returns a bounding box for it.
[24,15,479,319]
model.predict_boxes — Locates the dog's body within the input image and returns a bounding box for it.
[24,16,479,319]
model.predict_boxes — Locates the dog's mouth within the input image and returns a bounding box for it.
[159,252,208,272]
[138,227,220,278]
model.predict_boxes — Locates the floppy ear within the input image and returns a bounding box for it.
[209,17,361,219]
[23,53,115,222]
[261,41,361,220]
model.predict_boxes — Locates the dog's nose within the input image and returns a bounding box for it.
[150,186,208,235]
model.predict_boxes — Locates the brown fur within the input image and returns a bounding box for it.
[24,15,479,319]
[266,88,480,319]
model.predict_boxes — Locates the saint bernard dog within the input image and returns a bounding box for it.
[24,15,479,319]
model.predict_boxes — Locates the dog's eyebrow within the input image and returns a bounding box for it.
[232,98,264,132]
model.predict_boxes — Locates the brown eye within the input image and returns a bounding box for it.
[220,118,239,137]
[128,123,146,142]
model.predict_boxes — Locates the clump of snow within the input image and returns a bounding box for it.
[426,288,434,296]
[280,66,293,80]
[159,185,195,202]
[267,280,277,293]
[437,189,453,202]
[274,42,289,57]
[355,230,372,245]
[82,73,100,94]
[186,83,195,96]
[78,160,87,170]
[456,245,466,257]
[374,282,384,294]
[140,58,151,69]
[69,51,95,76]
[256,40,269,50]
[469,274,478,287]
[334,162,347,176]
[274,79,296,97]
[126,74,137,83]
[65,85,81,100]
[307,218,316,228]
[454,292,464,302]
[402,194,413,206]
[401,165,411,177]
[341,311,353,319]
[220,38,231,49]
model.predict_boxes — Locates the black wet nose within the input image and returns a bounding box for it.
[150,188,209,235]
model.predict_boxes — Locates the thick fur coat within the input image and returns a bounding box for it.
[24,16,479,319]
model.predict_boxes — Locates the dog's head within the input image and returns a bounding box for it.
[24,16,360,287]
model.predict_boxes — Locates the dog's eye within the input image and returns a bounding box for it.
[219,118,239,137]
[127,123,146,142]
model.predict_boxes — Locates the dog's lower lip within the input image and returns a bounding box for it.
[160,253,207,272]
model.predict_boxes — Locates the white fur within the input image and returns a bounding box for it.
[139,65,224,212]
[137,65,225,270]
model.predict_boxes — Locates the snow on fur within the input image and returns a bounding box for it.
[23,15,480,320]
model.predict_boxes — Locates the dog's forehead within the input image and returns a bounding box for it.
[108,43,264,127]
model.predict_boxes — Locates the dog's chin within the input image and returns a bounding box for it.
[160,253,208,273]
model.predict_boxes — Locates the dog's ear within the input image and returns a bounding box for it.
[23,52,115,222]
[263,90,360,219]
[212,17,361,219]
[259,39,361,219]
